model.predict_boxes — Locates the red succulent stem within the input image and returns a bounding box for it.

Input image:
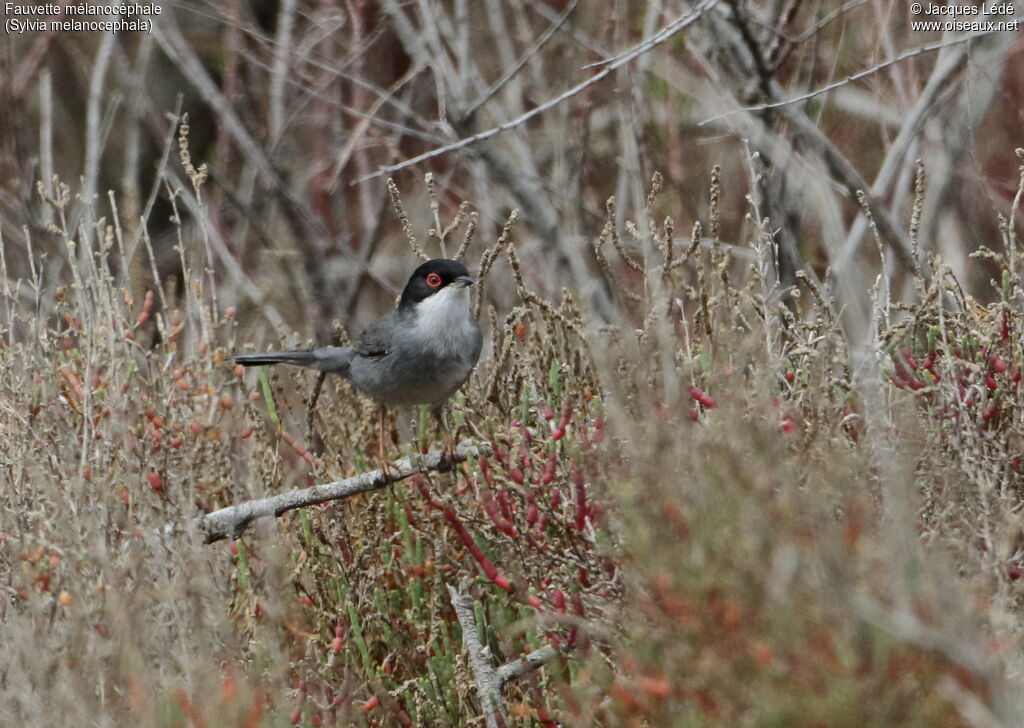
[541,452,558,485]
[478,455,496,488]
[551,401,574,440]
[571,464,588,532]
[689,385,716,408]
[482,491,518,537]
[443,507,512,591]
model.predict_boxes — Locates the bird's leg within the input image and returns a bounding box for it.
[432,404,456,468]
[378,406,395,483]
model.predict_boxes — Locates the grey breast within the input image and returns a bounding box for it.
[347,306,481,408]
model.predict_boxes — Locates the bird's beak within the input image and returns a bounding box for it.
[455,275,475,287]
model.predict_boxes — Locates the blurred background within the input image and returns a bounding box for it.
[1,0,1021,342]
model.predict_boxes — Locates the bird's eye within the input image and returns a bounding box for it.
[426,273,443,288]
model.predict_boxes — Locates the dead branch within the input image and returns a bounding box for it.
[355,0,719,183]
[700,7,918,275]
[152,10,394,302]
[833,6,1021,276]
[447,583,566,727]
[448,584,508,728]
[699,28,1009,126]
[496,644,560,687]
[460,0,580,120]
[198,441,489,544]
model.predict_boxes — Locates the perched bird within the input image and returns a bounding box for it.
[236,259,483,459]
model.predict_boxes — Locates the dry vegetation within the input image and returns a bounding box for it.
[3,150,1024,726]
[2,1,1024,726]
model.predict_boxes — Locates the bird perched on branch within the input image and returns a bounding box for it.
[236,258,483,469]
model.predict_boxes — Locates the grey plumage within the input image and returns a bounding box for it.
[236,259,483,412]
[234,347,356,374]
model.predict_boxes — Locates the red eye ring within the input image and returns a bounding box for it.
[426,273,443,288]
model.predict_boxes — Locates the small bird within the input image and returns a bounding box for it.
[236,259,483,458]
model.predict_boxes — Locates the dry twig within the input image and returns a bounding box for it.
[448,584,508,728]
[355,0,719,182]
[699,28,1011,125]
[198,441,489,543]
[447,584,564,727]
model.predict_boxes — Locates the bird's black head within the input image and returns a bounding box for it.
[398,259,474,309]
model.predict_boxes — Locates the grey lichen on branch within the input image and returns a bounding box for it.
[197,441,489,544]
[448,583,565,727]
[448,584,508,728]
[496,644,559,686]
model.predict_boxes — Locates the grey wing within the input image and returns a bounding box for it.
[354,313,398,358]
[468,324,483,367]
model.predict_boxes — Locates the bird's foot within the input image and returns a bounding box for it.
[438,434,458,471]
[377,406,396,483]
[378,456,396,484]
[431,405,458,470]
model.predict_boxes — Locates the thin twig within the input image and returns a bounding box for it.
[775,102,917,273]
[81,31,117,234]
[152,11,392,291]
[162,168,288,330]
[181,0,436,134]
[269,0,297,144]
[355,0,719,183]
[329,61,426,186]
[699,28,1009,125]
[388,179,430,261]
[461,0,579,119]
[306,371,327,443]
[790,0,873,45]
[832,11,1010,275]
[496,644,560,686]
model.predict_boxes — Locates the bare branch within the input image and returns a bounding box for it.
[582,0,716,70]
[38,70,53,227]
[269,0,297,143]
[355,0,719,183]
[448,584,565,726]
[461,0,580,119]
[790,0,873,43]
[198,442,489,543]
[448,584,508,728]
[833,9,1019,276]
[853,595,1000,690]
[329,61,427,185]
[81,31,117,233]
[699,28,1010,126]
[696,9,917,275]
[775,102,917,274]
[152,11,393,292]
[496,644,559,686]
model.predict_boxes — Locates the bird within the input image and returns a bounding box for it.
[235,258,483,467]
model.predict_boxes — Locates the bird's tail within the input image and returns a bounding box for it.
[235,347,355,376]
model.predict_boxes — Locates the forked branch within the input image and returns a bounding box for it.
[448,584,564,728]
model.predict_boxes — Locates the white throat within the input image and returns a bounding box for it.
[413,285,473,336]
